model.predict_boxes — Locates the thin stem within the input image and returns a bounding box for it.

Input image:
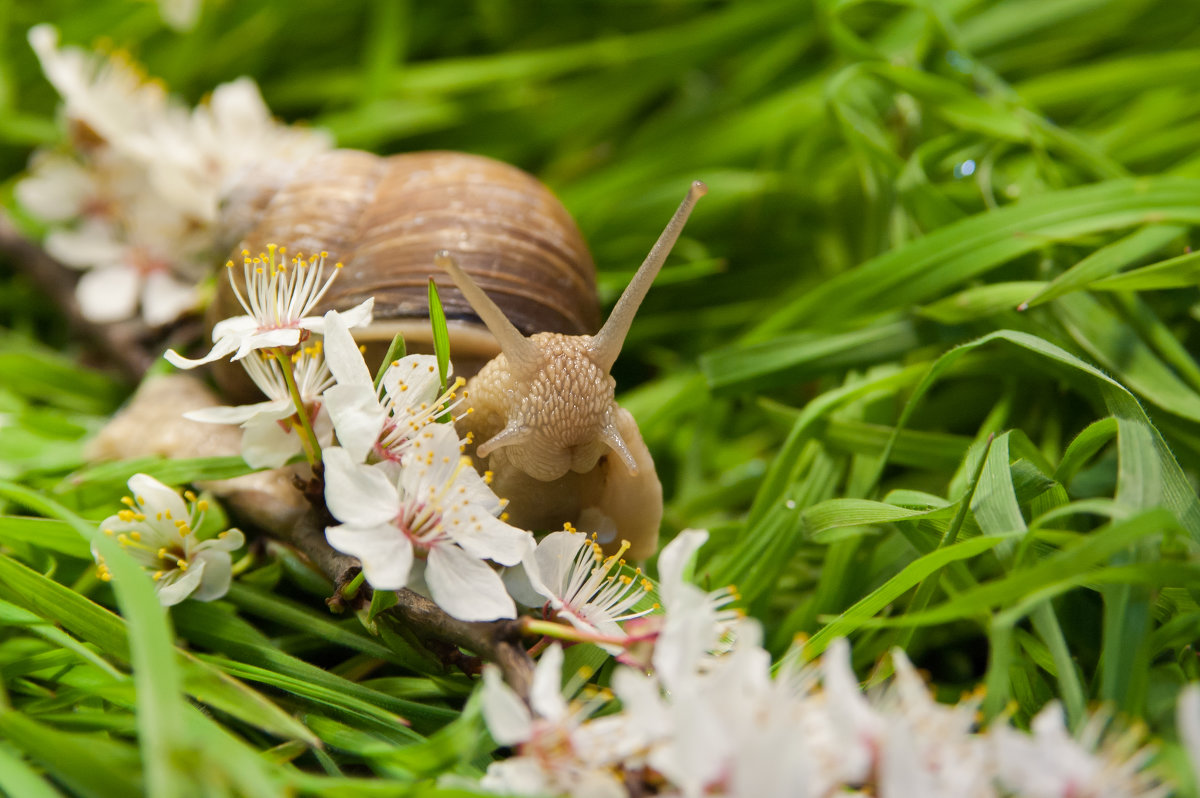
[520,618,629,647]
[526,636,552,658]
[230,550,257,577]
[896,433,996,651]
[341,570,366,601]
[273,348,322,466]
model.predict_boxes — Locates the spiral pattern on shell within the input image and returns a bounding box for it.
[217,150,600,347]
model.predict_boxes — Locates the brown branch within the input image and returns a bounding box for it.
[2,218,537,699]
[283,510,534,696]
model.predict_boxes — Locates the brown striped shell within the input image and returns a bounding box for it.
[212,149,599,397]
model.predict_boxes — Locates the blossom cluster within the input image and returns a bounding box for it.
[161,244,548,622]
[17,26,330,326]
[478,530,1171,798]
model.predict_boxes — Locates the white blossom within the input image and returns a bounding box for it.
[990,702,1166,798]
[481,645,626,798]
[1179,685,1200,789]
[15,151,98,223]
[92,473,244,606]
[183,337,334,468]
[648,529,740,688]
[323,424,533,621]
[20,27,332,326]
[473,524,1172,798]
[321,309,466,464]
[509,529,654,653]
[28,25,173,158]
[166,248,372,368]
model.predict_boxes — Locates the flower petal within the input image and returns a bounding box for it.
[188,548,234,601]
[445,509,531,567]
[324,383,386,464]
[305,297,373,334]
[127,473,189,523]
[192,528,245,554]
[323,447,399,526]
[529,643,568,722]
[183,398,291,426]
[76,265,140,323]
[46,223,125,267]
[1180,685,1200,786]
[481,663,532,746]
[241,417,302,469]
[325,523,413,590]
[165,335,240,369]
[16,154,93,221]
[656,528,709,607]
[530,530,588,600]
[426,544,515,621]
[232,328,301,360]
[382,354,445,405]
[210,315,258,341]
[141,271,198,327]
[155,560,206,606]
[323,308,373,387]
[501,559,546,608]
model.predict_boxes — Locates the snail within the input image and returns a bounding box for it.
[206,150,704,559]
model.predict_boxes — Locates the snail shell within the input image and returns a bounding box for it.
[213,149,599,395]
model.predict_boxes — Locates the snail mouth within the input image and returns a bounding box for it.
[567,442,605,475]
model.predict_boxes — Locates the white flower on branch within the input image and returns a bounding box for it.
[647,528,741,687]
[508,528,655,653]
[46,211,202,326]
[92,473,244,606]
[27,25,172,158]
[323,423,533,621]
[166,247,372,368]
[990,701,1166,798]
[183,338,335,469]
[481,645,627,798]
[321,308,466,465]
[20,26,332,327]
[475,524,1171,798]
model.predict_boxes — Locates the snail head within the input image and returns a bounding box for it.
[436,180,706,483]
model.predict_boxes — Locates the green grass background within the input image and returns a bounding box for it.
[5,0,1200,794]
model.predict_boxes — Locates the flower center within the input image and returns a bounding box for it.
[373,420,406,464]
[130,247,169,277]
[395,501,447,554]
[520,722,575,771]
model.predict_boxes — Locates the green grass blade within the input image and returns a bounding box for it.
[750,177,1200,336]
[1021,224,1184,307]
[806,533,1016,657]
[427,279,450,397]
[0,743,67,798]
[86,533,189,798]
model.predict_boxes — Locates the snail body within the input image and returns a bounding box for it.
[218,149,705,558]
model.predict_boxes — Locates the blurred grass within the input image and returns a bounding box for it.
[6,0,1200,793]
